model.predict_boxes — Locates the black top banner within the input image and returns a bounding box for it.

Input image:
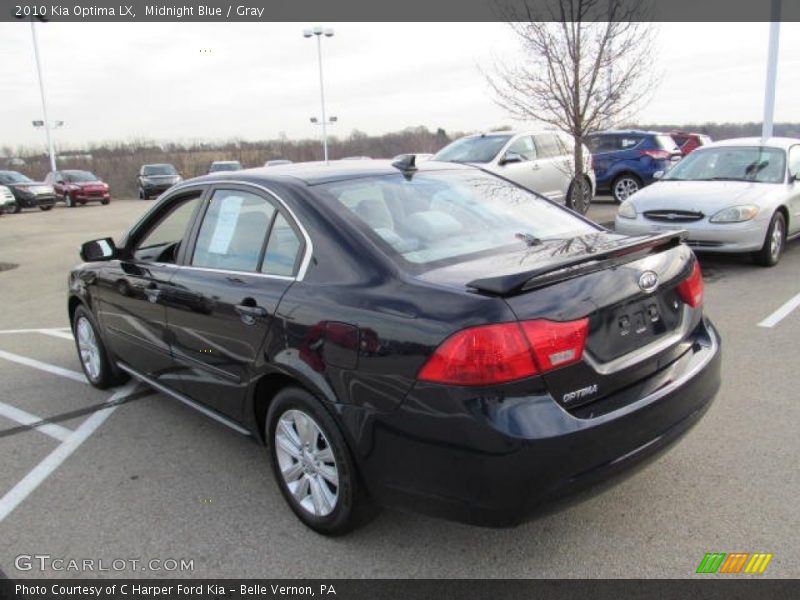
[1,579,799,600]
[2,0,800,22]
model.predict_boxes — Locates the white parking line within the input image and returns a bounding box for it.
[0,349,86,384]
[0,402,73,442]
[38,329,74,341]
[758,292,800,328]
[0,380,139,524]
[0,327,70,335]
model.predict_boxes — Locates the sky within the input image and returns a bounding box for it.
[1,21,800,151]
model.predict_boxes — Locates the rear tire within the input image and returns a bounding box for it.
[611,174,642,203]
[139,187,147,200]
[266,387,377,535]
[752,211,785,267]
[12,202,21,213]
[567,176,592,215]
[39,205,53,211]
[72,305,127,389]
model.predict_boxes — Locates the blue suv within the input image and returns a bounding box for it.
[586,130,682,202]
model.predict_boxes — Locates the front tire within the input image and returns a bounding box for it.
[267,387,376,535]
[72,305,127,389]
[753,211,786,267]
[138,187,148,200]
[101,199,110,205]
[611,174,642,203]
[64,194,74,208]
[39,204,53,211]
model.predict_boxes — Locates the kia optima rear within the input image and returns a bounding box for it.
[68,159,720,534]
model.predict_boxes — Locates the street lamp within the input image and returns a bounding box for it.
[30,21,58,172]
[303,26,334,164]
[32,120,63,168]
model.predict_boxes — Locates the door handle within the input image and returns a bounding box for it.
[235,299,268,323]
[144,284,161,303]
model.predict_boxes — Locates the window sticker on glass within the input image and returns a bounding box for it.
[207,195,243,254]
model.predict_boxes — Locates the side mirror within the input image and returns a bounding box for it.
[80,237,118,262]
[790,172,799,183]
[653,170,665,180]
[499,152,523,166]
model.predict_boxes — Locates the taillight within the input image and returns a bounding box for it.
[417,318,589,386]
[640,149,670,160]
[676,261,704,307]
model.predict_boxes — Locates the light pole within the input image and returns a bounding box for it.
[33,120,63,168]
[30,21,58,173]
[762,0,781,140]
[303,26,334,164]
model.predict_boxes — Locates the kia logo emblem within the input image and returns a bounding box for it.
[638,271,659,293]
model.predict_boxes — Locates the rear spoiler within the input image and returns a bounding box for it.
[467,231,687,296]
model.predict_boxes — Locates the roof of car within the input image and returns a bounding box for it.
[588,129,667,136]
[461,130,561,139]
[188,159,475,186]
[702,136,800,150]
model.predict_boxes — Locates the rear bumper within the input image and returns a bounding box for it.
[346,318,721,526]
[615,217,768,253]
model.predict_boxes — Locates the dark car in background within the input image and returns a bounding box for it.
[45,170,111,207]
[68,160,720,535]
[670,131,713,156]
[208,160,243,174]
[137,164,182,200]
[0,170,56,212]
[586,130,682,202]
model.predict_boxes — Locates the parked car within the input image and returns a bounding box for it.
[586,130,682,203]
[615,137,800,266]
[69,160,720,534]
[670,131,713,156]
[0,170,56,212]
[341,156,372,161]
[137,164,182,200]
[45,169,111,207]
[265,159,293,167]
[208,160,243,174]
[432,131,596,214]
[0,185,17,215]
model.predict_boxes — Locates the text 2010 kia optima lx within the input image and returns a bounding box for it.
[67,159,720,534]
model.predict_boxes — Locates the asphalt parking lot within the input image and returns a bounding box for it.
[0,196,798,579]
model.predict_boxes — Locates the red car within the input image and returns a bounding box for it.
[45,170,111,207]
[670,131,713,156]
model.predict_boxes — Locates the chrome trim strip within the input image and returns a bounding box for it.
[583,305,693,375]
[116,362,251,435]
[163,179,314,281]
[172,264,295,282]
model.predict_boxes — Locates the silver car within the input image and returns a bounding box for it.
[615,137,800,266]
[432,131,596,214]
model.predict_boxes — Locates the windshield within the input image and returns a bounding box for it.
[210,162,242,172]
[664,146,787,184]
[143,165,177,176]
[433,135,512,164]
[0,171,33,184]
[317,170,597,269]
[64,170,98,182]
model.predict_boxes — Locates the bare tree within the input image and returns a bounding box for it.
[486,0,659,212]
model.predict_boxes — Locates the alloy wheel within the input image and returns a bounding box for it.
[274,409,339,517]
[76,317,101,381]
[770,217,784,261]
[614,177,639,202]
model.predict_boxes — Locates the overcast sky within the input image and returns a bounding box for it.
[2,21,799,150]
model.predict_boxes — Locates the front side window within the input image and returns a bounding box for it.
[433,135,512,164]
[132,193,203,263]
[192,189,275,272]
[318,170,597,269]
[506,136,536,161]
[664,146,787,184]
[586,135,619,154]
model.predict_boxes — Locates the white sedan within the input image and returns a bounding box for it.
[615,137,800,266]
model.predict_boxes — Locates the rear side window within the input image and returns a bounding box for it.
[533,134,565,158]
[317,171,597,269]
[262,214,302,276]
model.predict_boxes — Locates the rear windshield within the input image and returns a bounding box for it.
[655,135,680,153]
[664,146,787,184]
[143,165,177,176]
[433,135,512,164]
[317,170,597,270]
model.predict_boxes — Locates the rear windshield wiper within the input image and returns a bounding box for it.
[515,232,542,246]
